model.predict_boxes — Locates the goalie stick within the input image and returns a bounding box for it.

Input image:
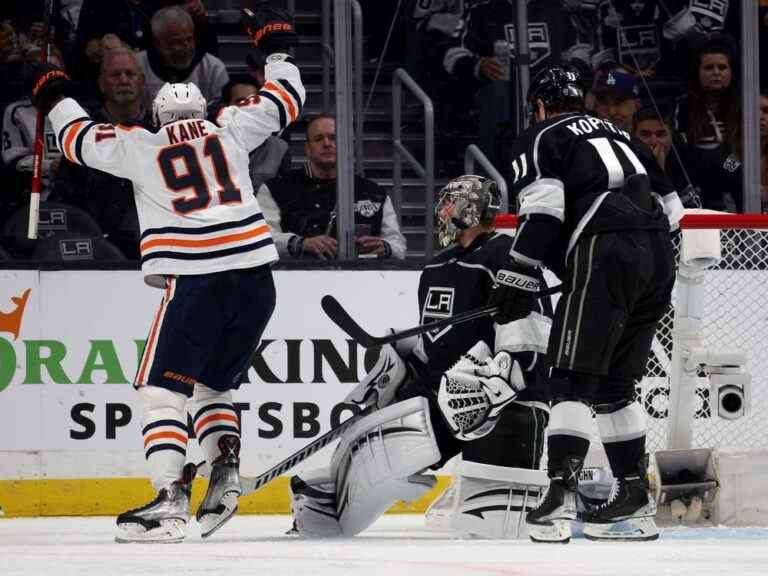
[198,405,373,496]
[27,0,56,240]
[321,283,564,349]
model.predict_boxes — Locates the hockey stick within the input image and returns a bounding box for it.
[27,0,56,240]
[197,405,373,496]
[321,283,564,349]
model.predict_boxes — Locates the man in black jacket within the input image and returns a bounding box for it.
[259,114,406,260]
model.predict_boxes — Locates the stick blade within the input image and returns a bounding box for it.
[321,295,377,348]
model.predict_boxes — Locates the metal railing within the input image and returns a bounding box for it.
[392,68,435,259]
[321,0,365,176]
[464,144,510,213]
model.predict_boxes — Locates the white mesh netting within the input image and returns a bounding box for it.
[499,220,768,454]
[638,227,768,452]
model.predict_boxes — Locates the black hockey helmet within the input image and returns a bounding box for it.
[527,65,584,114]
[435,175,501,247]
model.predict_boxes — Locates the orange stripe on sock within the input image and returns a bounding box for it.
[143,430,188,449]
[195,412,239,435]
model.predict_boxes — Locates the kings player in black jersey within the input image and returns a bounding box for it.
[488,66,683,543]
[286,175,555,539]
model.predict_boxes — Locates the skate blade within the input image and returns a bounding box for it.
[583,516,659,541]
[527,519,572,544]
[198,492,239,539]
[114,519,186,543]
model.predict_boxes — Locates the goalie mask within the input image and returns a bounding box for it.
[152,82,207,127]
[436,175,501,247]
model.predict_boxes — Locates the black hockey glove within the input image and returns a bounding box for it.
[488,260,541,325]
[242,5,298,56]
[26,61,74,114]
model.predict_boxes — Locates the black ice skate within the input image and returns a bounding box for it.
[526,458,582,544]
[197,435,242,538]
[582,457,658,541]
[115,462,197,543]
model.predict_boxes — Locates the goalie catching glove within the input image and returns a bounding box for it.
[438,341,526,441]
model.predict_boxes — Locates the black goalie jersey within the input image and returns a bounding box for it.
[508,112,678,278]
[414,232,550,403]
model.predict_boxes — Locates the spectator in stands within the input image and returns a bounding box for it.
[53,47,149,258]
[71,0,217,85]
[258,114,407,260]
[137,4,228,109]
[441,0,590,163]
[2,46,65,205]
[218,73,291,191]
[591,67,641,133]
[673,34,742,212]
[633,106,700,208]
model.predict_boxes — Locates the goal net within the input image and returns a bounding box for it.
[496,212,768,454]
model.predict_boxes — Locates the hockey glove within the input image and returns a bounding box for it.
[242,5,298,56]
[438,345,525,441]
[26,61,74,114]
[488,260,540,325]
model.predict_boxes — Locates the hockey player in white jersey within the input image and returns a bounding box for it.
[27,5,304,543]
[289,175,553,539]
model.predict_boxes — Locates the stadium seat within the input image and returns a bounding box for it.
[31,233,126,262]
[2,202,104,257]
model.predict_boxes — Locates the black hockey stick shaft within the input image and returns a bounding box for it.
[322,283,564,349]
[235,405,373,496]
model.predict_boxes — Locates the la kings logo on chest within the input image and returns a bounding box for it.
[503,23,550,67]
[354,199,382,218]
[422,286,454,342]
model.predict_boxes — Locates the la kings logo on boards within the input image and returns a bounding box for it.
[422,286,454,342]
[503,23,551,67]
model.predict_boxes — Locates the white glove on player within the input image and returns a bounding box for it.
[438,343,525,441]
[344,332,418,410]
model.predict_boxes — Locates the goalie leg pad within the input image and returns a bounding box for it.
[426,460,549,539]
[332,396,441,536]
[289,467,342,538]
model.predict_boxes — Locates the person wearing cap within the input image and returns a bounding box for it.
[591,67,641,133]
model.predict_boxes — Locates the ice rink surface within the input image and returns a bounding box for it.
[2,515,767,576]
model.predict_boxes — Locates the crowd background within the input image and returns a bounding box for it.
[1,0,767,263]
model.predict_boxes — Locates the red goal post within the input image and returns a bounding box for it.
[494,212,768,454]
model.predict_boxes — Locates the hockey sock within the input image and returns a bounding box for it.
[547,401,592,479]
[596,402,646,477]
[139,385,189,491]
[190,384,241,464]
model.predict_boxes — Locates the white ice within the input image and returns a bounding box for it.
[2,515,767,576]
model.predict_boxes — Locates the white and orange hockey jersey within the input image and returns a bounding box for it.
[47,55,305,287]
